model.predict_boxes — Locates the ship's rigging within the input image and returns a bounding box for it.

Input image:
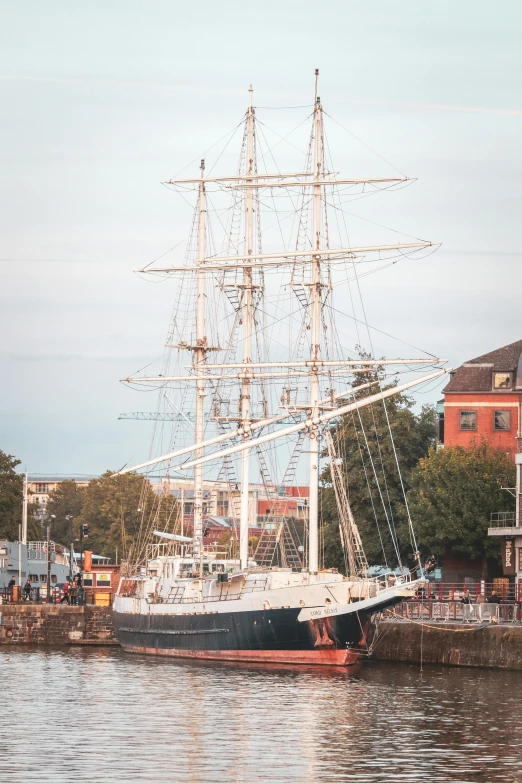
[118,71,448,574]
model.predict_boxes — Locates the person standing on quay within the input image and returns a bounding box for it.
[461,588,473,621]
[23,578,31,601]
[69,578,77,606]
[461,588,472,604]
[60,580,70,604]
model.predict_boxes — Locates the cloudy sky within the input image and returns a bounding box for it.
[1,0,521,475]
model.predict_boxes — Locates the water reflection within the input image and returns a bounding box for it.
[1,647,520,782]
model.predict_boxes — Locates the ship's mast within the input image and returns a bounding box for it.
[194,158,206,587]
[239,87,254,570]
[118,74,448,582]
[308,70,322,576]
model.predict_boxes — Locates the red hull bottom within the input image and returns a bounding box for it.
[122,645,360,666]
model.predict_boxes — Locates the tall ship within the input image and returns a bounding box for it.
[112,73,448,665]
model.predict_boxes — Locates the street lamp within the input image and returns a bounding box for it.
[65,515,73,581]
[46,514,56,603]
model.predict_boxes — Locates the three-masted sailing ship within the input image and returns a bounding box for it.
[112,73,448,665]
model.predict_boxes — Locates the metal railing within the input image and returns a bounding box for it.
[386,601,522,624]
[28,541,56,552]
[415,581,520,603]
[0,586,44,603]
[0,586,114,606]
[489,511,516,527]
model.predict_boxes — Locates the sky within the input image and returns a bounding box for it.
[1,0,521,476]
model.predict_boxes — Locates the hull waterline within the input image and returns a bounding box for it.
[112,593,403,666]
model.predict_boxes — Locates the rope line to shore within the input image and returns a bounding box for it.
[383,609,490,633]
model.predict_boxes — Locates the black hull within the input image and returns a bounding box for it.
[112,602,392,666]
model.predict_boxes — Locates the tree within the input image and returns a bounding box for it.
[46,480,86,547]
[77,471,161,562]
[407,442,515,568]
[0,450,24,540]
[0,450,40,540]
[320,364,437,571]
[217,532,238,557]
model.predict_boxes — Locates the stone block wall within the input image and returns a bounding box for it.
[372,620,522,670]
[0,604,115,645]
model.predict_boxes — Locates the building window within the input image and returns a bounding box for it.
[494,410,511,431]
[493,372,512,390]
[460,410,477,431]
[35,483,49,494]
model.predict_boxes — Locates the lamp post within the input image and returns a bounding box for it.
[65,515,73,581]
[79,523,89,604]
[46,514,56,603]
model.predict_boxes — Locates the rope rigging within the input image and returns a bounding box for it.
[120,93,443,574]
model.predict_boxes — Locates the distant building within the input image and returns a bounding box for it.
[150,478,309,530]
[28,477,91,518]
[0,540,73,592]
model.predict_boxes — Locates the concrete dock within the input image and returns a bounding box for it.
[371,619,522,670]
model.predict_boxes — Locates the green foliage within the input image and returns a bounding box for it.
[0,450,40,540]
[217,531,238,557]
[248,535,260,556]
[0,450,24,540]
[320,365,437,571]
[26,503,42,540]
[77,471,159,561]
[407,442,515,562]
[46,480,86,547]
[216,532,259,558]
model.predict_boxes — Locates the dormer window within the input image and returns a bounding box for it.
[493,372,512,390]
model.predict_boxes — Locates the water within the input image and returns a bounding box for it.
[1,648,521,783]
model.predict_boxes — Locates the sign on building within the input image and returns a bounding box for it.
[501,538,515,576]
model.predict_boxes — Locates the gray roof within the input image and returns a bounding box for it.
[443,339,522,393]
[204,516,231,528]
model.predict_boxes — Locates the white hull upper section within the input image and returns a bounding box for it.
[114,560,416,620]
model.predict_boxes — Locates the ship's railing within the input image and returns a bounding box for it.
[148,573,411,605]
[241,577,269,594]
[382,601,522,624]
[153,577,270,605]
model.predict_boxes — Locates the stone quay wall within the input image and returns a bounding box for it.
[372,620,522,670]
[0,604,116,645]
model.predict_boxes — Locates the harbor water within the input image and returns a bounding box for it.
[2,647,522,783]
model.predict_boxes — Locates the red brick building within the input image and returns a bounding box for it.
[439,340,522,584]
[441,339,522,458]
